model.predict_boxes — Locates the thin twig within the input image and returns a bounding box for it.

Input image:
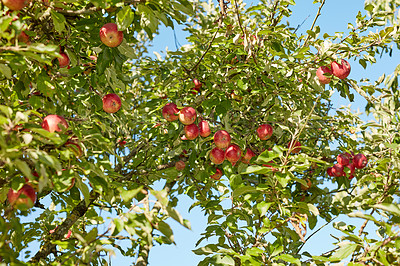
[302,0,326,48]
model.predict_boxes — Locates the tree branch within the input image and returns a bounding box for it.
[30,192,99,263]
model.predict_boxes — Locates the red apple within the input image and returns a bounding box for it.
[327,167,334,177]
[332,163,345,177]
[346,163,355,179]
[241,148,256,164]
[41,115,69,133]
[337,153,350,166]
[225,144,242,166]
[198,120,211,138]
[214,130,231,149]
[316,66,333,84]
[17,31,30,44]
[210,147,225,165]
[175,160,185,171]
[193,78,202,89]
[58,53,70,68]
[7,184,36,211]
[118,139,127,146]
[331,59,351,79]
[288,140,301,154]
[257,124,273,140]
[3,0,30,10]
[102,93,121,113]
[99,23,124,48]
[179,107,197,125]
[184,124,199,140]
[162,103,179,122]
[353,153,367,169]
[210,168,222,180]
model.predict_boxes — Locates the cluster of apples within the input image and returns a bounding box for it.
[327,152,368,179]
[316,59,351,84]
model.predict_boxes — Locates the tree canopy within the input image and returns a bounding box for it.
[1,0,400,265]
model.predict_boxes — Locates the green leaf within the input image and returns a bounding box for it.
[166,206,191,229]
[120,187,143,203]
[117,40,137,59]
[117,6,135,31]
[330,243,357,261]
[50,10,66,33]
[275,254,301,266]
[232,186,257,198]
[373,203,400,216]
[0,64,12,79]
[14,159,31,178]
[156,221,174,244]
[257,202,273,217]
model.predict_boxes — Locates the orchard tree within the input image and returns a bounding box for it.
[1,0,400,265]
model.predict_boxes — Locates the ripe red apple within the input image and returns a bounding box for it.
[210,147,225,165]
[102,93,121,113]
[332,163,345,177]
[99,23,124,48]
[184,124,199,140]
[288,140,301,154]
[346,163,355,179]
[175,160,185,171]
[118,139,127,146]
[331,59,351,79]
[3,0,30,10]
[8,184,36,211]
[162,103,179,122]
[241,148,256,164]
[17,31,30,44]
[214,130,231,149]
[58,53,70,68]
[316,66,333,84]
[337,153,350,166]
[41,115,69,133]
[257,124,273,140]
[198,120,211,138]
[353,153,367,169]
[193,78,202,89]
[327,167,334,177]
[210,168,222,180]
[225,144,242,166]
[179,107,197,125]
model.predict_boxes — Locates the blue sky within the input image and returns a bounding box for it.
[121,1,400,265]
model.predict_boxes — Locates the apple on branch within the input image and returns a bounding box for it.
[175,160,186,171]
[102,93,121,113]
[184,124,199,140]
[8,184,36,211]
[3,0,30,10]
[213,130,231,149]
[225,144,242,166]
[257,124,273,140]
[41,115,69,133]
[179,107,197,125]
[331,59,351,79]
[210,147,225,165]
[210,168,223,180]
[198,120,211,138]
[99,23,124,48]
[162,103,180,122]
[241,148,256,164]
[316,66,333,84]
[58,53,70,68]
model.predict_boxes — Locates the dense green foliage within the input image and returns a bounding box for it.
[1,0,400,265]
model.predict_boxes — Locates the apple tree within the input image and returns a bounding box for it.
[1,0,400,265]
